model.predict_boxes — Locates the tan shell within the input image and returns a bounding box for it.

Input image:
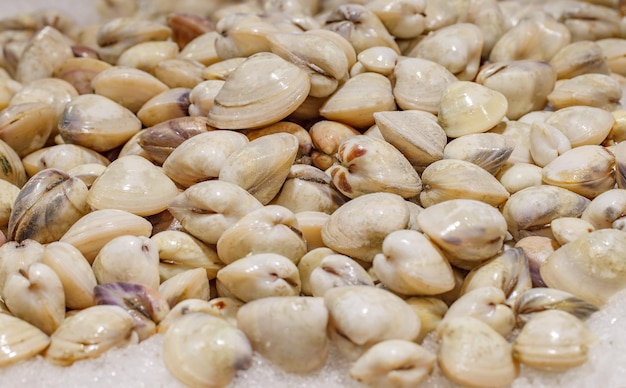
[54,57,112,94]
[207,52,310,130]
[550,40,610,80]
[545,106,615,147]
[136,87,191,128]
[419,159,510,208]
[439,81,508,138]
[16,26,73,84]
[58,94,142,152]
[154,58,205,89]
[60,209,153,264]
[320,72,396,129]
[91,66,170,113]
[327,135,422,199]
[541,229,626,306]
[393,57,457,114]
[581,188,626,229]
[548,74,622,111]
[0,313,50,367]
[88,155,179,217]
[158,268,211,308]
[321,193,411,262]
[417,199,508,267]
[117,41,179,74]
[443,133,514,175]
[0,102,56,157]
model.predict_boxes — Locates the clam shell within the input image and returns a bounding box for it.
[545,106,615,147]
[443,133,514,175]
[439,81,508,138]
[16,26,73,84]
[548,73,622,111]
[309,254,374,297]
[0,102,56,157]
[514,288,599,325]
[158,268,210,308]
[237,296,329,374]
[550,40,610,80]
[0,313,50,367]
[136,87,190,128]
[540,229,626,306]
[581,188,626,229]
[88,155,179,217]
[207,52,310,129]
[53,57,112,95]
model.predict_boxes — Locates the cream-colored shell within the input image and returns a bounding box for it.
[393,57,456,114]
[0,313,50,367]
[309,254,374,297]
[545,106,615,147]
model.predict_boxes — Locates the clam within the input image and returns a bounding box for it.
[514,236,559,288]
[154,58,205,89]
[528,121,572,168]
[309,254,374,297]
[0,239,44,298]
[59,209,153,264]
[366,0,426,39]
[216,253,301,302]
[270,165,346,213]
[502,185,590,240]
[237,296,329,374]
[548,73,622,111]
[545,105,615,147]
[597,38,626,76]
[417,199,508,268]
[136,87,191,128]
[207,52,310,130]
[357,46,398,76]
[437,317,518,388]
[58,93,142,152]
[10,77,78,123]
[419,159,510,208]
[179,32,221,66]
[0,102,56,157]
[218,133,298,204]
[460,247,532,306]
[167,180,263,245]
[476,60,556,120]
[3,262,65,336]
[25,144,110,176]
[151,230,223,281]
[53,57,112,95]
[91,66,170,114]
[214,13,279,59]
[167,12,215,49]
[490,120,534,164]
[157,299,224,333]
[44,305,137,366]
[392,57,457,114]
[408,23,483,81]
[309,120,359,171]
[581,188,626,229]
[327,135,422,199]
[321,192,412,262]
[0,313,50,367]
[188,80,224,117]
[15,26,73,84]
[158,268,211,308]
[96,17,172,64]
[374,110,447,172]
[320,72,396,129]
[202,57,246,81]
[443,133,514,175]
[325,285,420,360]
[245,121,313,165]
[439,81,508,138]
[116,41,179,74]
[92,235,160,290]
[541,229,626,306]
[0,180,20,231]
[441,286,516,337]
[87,155,179,217]
[0,138,26,188]
[405,297,448,343]
[95,282,170,340]
[372,229,455,296]
[41,241,97,310]
[297,247,335,296]
[514,288,599,326]
[349,340,435,388]
[162,130,249,188]
[542,145,615,199]
[216,204,306,265]
[513,310,597,371]
[551,217,595,245]
[163,313,252,388]
[8,169,90,244]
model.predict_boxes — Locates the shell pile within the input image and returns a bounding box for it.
[3,0,626,387]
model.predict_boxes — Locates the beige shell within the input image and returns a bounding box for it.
[373,229,455,296]
[295,212,331,253]
[88,155,179,217]
[443,133,514,175]
[408,23,483,81]
[541,229,626,306]
[309,120,359,171]
[357,46,398,76]
[214,13,279,59]
[216,253,301,302]
[528,121,571,168]
[513,310,597,371]
[393,57,457,114]
[327,135,422,199]
[476,60,556,120]
[502,185,590,240]
[158,268,211,308]
[162,130,249,188]
[237,296,329,374]
[542,145,615,199]
[53,57,112,95]
[136,87,191,128]
[439,81,508,138]
[0,313,50,367]
[513,288,599,325]
[297,247,335,296]
[320,72,396,129]
[597,38,626,76]
[58,94,142,152]
[366,0,426,39]
[168,180,263,245]
[419,159,510,208]
[374,110,447,172]
[25,144,110,176]
[550,40,610,80]
[438,317,518,388]
[16,26,73,84]
[91,66,170,114]
[116,41,179,74]
[581,188,626,229]
[309,254,374,297]
[321,193,411,262]
[218,132,298,204]
[178,31,221,66]
[216,205,307,265]
[0,102,56,157]
[154,58,205,89]
[548,74,622,111]
[545,106,615,147]
[417,199,508,268]
[96,17,172,64]
[45,305,136,366]
[207,52,310,130]
[60,209,153,264]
